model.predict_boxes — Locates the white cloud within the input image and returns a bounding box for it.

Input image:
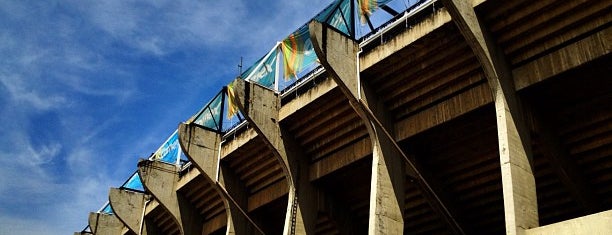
[0,74,67,111]
[0,1,339,234]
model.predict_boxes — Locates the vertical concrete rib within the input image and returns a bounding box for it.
[308,20,405,234]
[178,123,259,235]
[308,20,465,234]
[440,0,539,234]
[231,78,317,235]
[88,212,124,235]
[109,188,160,235]
[137,160,203,235]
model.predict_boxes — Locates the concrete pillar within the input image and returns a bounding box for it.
[308,20,469,234]
[231,78,318,235]
[178,123,258,235]
[109,188,160,235]
[440,1,538,234]
[137,160,203,235]
[88,212,124,235]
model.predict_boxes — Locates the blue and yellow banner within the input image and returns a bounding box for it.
[358,0,392,23]
[226,80,239,119]
[281,25,318,80]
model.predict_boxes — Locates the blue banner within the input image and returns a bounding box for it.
[194,93,222,130]
[242,47,279,88]
[152,130,182,164]
[122,172,144,192]
[315,0,352,35]
[99,202,113,214]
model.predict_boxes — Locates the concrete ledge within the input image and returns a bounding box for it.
[526,210,612,235]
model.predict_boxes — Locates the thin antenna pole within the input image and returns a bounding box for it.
[238,57,243,76]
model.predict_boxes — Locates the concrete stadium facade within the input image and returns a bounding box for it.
[79,0,612,234]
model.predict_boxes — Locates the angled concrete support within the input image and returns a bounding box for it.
[441,1,538,234]
[232,79,360,234]
[109,188,160,235]
[231,78,318,234]
[88,212,124,235]
[220,163,258,235]
[178,123,260,235]
[309,21,465,234]
[137,160,202,235]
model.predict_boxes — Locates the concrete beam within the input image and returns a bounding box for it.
[440,1,538,234]
[525,210,612,235]
[178,123,260,235]
[88,212,124,235]
[108,188,160,235]
[309,20,466,234]
[137,160,202,235]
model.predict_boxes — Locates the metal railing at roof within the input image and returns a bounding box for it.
[186,0,436,135]
[91,0,439,216]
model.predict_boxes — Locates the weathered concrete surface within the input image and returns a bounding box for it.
[219,163,259,235]
[178,123,221,179]
[309,20,408,234]
[514,26,612,90]
[88,212,124,235]
[441,1,538,234]
[109,188,159,235]
[137,160,202,235]
[178,123,258,235]
[526,210,612,235]
[231,78,318,235]
[279,76,337,121]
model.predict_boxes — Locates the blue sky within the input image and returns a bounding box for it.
[0,0,333,234]
[0,0,416,233]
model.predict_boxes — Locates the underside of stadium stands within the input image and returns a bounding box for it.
[80,0,611,234]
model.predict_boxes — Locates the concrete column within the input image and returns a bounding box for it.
[440,1,538,234]
[231,78,318,235]
[88,212,124,235]
[137,160,203,235]
[308,20,469,234]
[109,188,160,235]
[178,123,258,235]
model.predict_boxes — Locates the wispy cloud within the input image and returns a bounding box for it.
[0,0,335,234]
[0,74,68,111]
